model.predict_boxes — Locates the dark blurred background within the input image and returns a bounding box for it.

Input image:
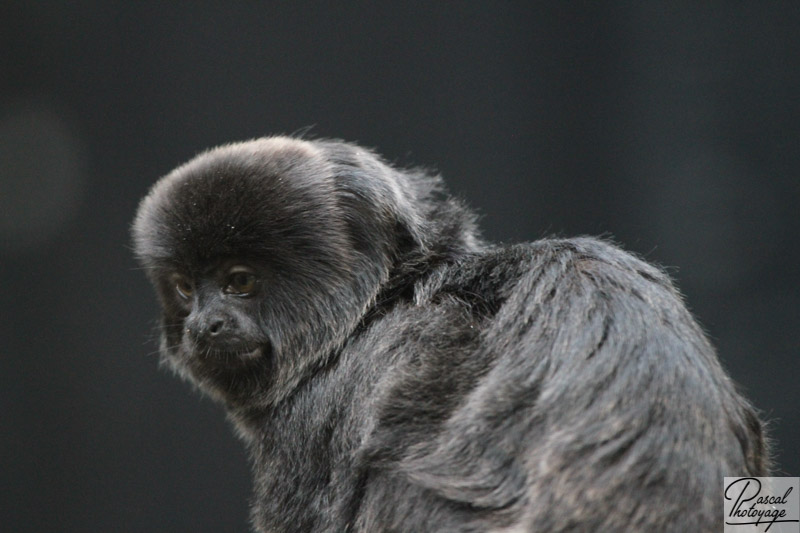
[1,2,797,531]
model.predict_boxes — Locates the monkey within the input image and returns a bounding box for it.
[132,136,769,532]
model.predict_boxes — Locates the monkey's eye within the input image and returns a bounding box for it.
[171,274,194,300]
[225,266,257,296]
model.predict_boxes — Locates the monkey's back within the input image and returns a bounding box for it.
[334,237,766,532]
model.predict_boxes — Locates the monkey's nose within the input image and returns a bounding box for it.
[184,314,229,343]
[208,318,225,337]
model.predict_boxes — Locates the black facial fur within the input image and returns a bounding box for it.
[133,137,769,532]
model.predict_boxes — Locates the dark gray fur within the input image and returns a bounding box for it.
[132,137,769,532]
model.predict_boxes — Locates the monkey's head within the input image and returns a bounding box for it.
[132,137,430,408]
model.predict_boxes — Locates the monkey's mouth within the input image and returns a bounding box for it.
[237,346,264,361]
[189,342,270,365]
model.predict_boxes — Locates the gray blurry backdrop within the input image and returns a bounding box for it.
[1,2,798,531]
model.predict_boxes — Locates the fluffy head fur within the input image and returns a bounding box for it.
[133,136,769,532]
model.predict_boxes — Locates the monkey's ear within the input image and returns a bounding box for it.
[322,141,431,258]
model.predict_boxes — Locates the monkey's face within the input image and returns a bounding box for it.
[160,260,270,369]
[133,138,401,406]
